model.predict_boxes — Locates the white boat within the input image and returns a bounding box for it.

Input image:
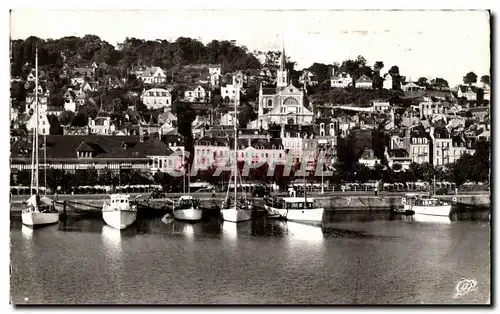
[22,47,59,228]
[102,194,137,230]
[220,88,251,223]
[173,195,202,221]
[401,193,452,217]
[264,196,324,225]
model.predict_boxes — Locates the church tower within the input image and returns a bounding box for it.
[276,45,289,88]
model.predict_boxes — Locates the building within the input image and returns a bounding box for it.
[430,127,453,168]
[26,111,50,135]
[408,127,431,164]
[140,66,167,85]
[252,56,313,129]
[25,85,49,114]
[208,64,222,76]
[88,116,116,135]
[331,72,352,88]
[184,85,211,102]
[457,85,478,101]
[402,81,425,92]
[299,70,319,86]
[141,88,172,109]
[10,135,182,175]
[220,112,236,126]
[385,148,412,171]
[355,74,373,89]
[193,136,231,171]
[382,73,394,90]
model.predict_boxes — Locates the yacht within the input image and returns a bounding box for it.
[22,47,59,228]
[102,194,137,230]
[264,195,324,225]
[400,193,452,217]
[220,88,251,223]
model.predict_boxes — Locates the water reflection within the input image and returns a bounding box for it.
[171,221,196,241]
[411,214,452,225]
[101,225,123,256]
[222,221,238,242]
[283,221,324,243]
[21,225,33,240]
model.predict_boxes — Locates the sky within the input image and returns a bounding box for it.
[9,10,490,87]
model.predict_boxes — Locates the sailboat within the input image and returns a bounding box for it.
[173,165,202,221]
[220,88,251,223]
[22,47,60,228]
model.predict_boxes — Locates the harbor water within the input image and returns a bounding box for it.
[10,208,490,304]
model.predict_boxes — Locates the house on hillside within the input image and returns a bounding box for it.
[88,116,116,135]
[141,88,172,109]
[184,84,211,102]
[330,72,352,88]
[457,85,478,101]
[402,81,425,92]
[355,74,373,89]
[140,66,167,84]
[299,70,319,86]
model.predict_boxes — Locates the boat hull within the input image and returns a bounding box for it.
[404,204,452,217]
[264,205,324,224]
[173,208,203,221]
[221,207,251,223]
[22,211,59,227]
[102,210,137,230]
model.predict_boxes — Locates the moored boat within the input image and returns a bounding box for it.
[264,196,324,225]
[173,195,202,221]
[219,86,251,223]
[400,193,452,217]
[102,194,137,230]
[22,47,59,228]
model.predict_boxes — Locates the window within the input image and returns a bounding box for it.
[267,99,272,107]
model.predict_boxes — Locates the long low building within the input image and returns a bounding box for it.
[10,135,183,174]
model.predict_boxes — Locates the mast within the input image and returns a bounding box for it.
[34,47,40,196]
[234,87,238,205]
[44,135,47,195]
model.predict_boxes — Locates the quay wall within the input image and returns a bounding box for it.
[10,193,490,213]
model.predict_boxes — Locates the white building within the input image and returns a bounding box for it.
[355,74,373,89]
[331,72,352,88]
[26,111,50,135]
[141,88,172,109]
[184,85,211,102]
[140,67,167,85]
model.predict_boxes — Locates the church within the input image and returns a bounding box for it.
[248,46,313,130]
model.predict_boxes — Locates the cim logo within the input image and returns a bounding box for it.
[455,279,477,298]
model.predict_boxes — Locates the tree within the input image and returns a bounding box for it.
[373,61,384,72]
[463,72,478,85]
[59,110,75,126]
[307,63,330,85]
[388,65,402,90]
[238,104,257,128]
[430,78,449,90]
[71,112,88,127]
[480,75,490,86]
[417,77,430,89]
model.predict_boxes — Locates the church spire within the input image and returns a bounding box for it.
[280,43,286,72]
